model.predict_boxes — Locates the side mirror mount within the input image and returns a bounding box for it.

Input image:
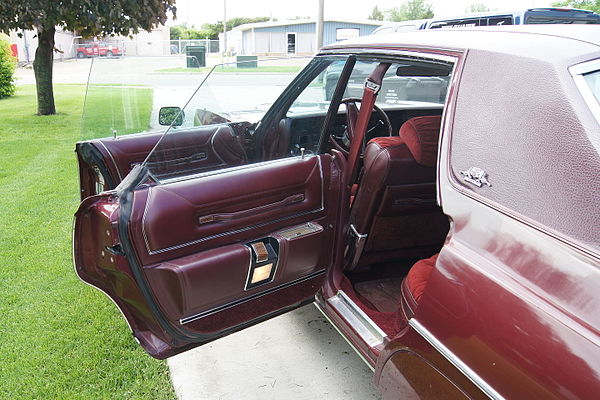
[159,106,185,127]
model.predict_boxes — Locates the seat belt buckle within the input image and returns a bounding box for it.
[365,80,381,95]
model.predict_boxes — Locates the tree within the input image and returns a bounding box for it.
[466,3,491,13]
[386,0,434,22]
[0,1,176,115]
[200,17,272,40]
[552,0,600,13]
[170,24,211,40]
[0,35,16,98]
[369,6,385,21]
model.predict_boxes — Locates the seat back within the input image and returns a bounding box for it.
[347,116,449,269]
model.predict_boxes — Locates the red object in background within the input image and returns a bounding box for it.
[10,44,18,58]
[75,43,122,58]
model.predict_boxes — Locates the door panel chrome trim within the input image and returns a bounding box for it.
[409,319,504,400]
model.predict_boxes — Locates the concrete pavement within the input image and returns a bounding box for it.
[168,304,382,400]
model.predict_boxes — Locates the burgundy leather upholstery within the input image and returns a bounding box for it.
[400,254,438,320]
[348,116,449,268]
[91,125,247,185]
[398,116,442,167]
[262,119,292,160]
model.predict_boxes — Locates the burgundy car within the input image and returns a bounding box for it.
[73,26,600,399]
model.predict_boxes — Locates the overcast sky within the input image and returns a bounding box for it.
[171,0,554,26]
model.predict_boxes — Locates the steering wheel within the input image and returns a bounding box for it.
[329,98,393,156]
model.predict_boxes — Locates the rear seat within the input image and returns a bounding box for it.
[399,253,438,321]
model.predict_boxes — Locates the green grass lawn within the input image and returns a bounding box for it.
[157,65,303,73]
[81,85,154,140]
[0,85,175,399]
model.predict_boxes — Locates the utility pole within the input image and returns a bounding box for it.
[223,0,228,62]
[316,0,324,49]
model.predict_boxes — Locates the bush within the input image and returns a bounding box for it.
[0,36,17,98]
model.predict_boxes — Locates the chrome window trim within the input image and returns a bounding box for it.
[319,48,458,65]
[570,58,600,127]
[409,319,504,400]
[158,154,316,185]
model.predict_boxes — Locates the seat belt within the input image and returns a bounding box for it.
[345,63,391,187]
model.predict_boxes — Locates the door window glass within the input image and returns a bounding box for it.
[142,56,348,183]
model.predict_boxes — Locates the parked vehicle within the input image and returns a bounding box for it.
[372,7,600,35]
[371,19,430,35]
[73,26,600,399]
[76,42,122,58]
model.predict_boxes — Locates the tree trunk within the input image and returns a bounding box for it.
[33,26,56,115]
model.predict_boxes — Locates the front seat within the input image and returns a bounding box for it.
[346,115,449,269]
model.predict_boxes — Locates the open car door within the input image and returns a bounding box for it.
[73,56,351,358]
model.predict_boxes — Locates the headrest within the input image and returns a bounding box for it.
[399,116,442,167]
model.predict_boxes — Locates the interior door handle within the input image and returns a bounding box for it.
[198,193,305,225]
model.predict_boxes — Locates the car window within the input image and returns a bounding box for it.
[583,70,600,103]
[141,56,346,183]
[342,60,450,106]
[287,60,348,116]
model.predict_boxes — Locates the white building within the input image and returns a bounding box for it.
[221,19,383,56]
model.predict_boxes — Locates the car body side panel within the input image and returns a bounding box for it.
[375,327,487,400]
[409,43,600,398]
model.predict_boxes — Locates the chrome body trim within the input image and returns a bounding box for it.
[570,58,600,128]
[409,319,504,400]
[327,290,386,348]
[319,48,458,64]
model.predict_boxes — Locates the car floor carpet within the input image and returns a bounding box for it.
[353,278,403,313]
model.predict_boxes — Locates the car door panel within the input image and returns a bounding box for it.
[74,153,343,358]
[76,125,247,200]
[131,155,326,263]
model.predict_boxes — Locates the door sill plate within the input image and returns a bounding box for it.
[326,290,387,348]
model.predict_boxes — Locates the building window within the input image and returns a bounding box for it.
[287,33,296,54]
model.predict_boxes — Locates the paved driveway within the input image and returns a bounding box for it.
[169,304,382,400]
